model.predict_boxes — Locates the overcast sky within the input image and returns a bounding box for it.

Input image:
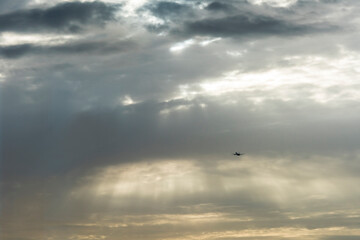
[1,0,360,239]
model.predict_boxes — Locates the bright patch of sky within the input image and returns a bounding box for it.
[0,32,79,46]
[169,47,360,104]
[120,95,137,106]
[74,160,205,199]
[73,155,359,207]
[249,0,298,7]
[170,37,222,53]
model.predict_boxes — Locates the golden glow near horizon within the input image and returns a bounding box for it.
[71,156,354,206]
[61,156,360,239]
[73,160,205,199]
[44,226,360,240]
[159,227,360,240]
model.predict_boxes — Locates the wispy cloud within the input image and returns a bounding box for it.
[0,1,120,33]
[0,39,136,58]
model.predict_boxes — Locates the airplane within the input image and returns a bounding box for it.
[233,152,245,156]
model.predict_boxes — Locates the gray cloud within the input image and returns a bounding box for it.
[148,1,192,19]
[205,1,238,12]
[0,1,119,33]
[0,44,32,58]
[323,237,360,240]
[3,83,360,179]
[1,21,356,180]
[0,0,28,14]
[2,1,360,240]
[142,0,342,40]
[0,40,136,58]
[181,14,337,37]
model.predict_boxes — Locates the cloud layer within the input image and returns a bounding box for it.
[1,1,360,240]
[0,1,119,33]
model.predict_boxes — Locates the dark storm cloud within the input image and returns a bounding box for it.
[0,40,135,58]
[181,14,336,37]
[0,1,119,33]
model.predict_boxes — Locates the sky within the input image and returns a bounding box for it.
[1,0,360,239]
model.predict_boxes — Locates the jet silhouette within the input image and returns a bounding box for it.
[233,152,245,156]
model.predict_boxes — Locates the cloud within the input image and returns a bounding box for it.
[323,236,360,240]
[181,14,337,38]
[2,1,360,239]
[0,44,33,58]
[3,85,360,179]
[0,40,136,58]
[143,0,340,39]
[0,1,119,33]
[14,155,358,240]
[205,1,235,12]
[0,0,28,14]
[147,1,191,19]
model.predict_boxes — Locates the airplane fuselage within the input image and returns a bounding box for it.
[233,152,244,156]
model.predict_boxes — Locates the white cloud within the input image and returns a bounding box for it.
[170,38,222,53]
[120,95,137,106]
[166,46,360,105]
[170,39,195,53]
[249,0,298,7]
[0,32,79,46]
